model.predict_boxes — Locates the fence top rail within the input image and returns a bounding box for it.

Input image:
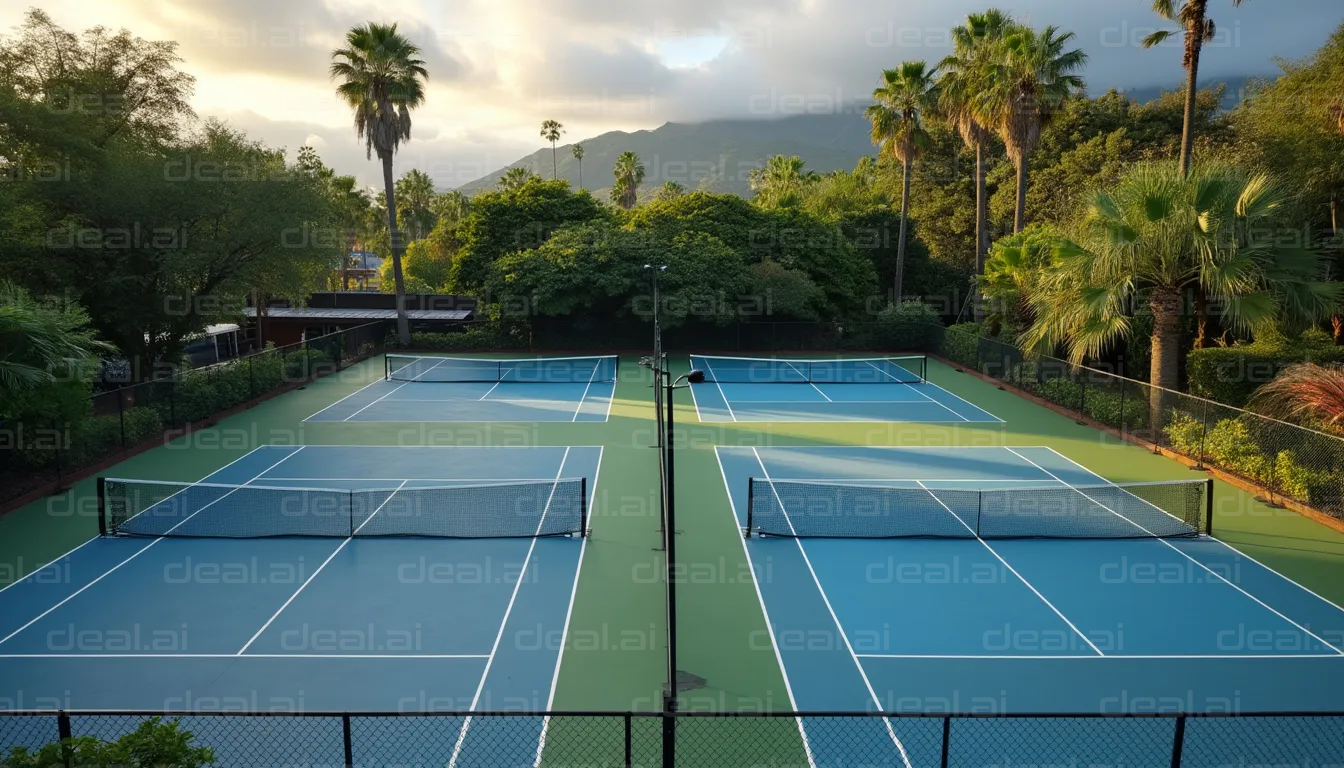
[971,333,1344,445]
[3,709,1342,719]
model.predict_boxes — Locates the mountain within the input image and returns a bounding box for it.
[455,78,1256,199]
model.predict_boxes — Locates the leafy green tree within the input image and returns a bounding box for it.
[572,143,585,188]
[748,155,813,208]
[330,22,428,345]
[541,119,564,179]
[396,168,438,241]
[4,718,214,768]
[450,179,606,293]
[797,158,890,219]
[498,166,539,191]
[938,9,1016,282]
[1142,0,1247,175]
[329,175,373,290]
[611,151,646,209]
[432,190,471,228]
[867,60,938,302]
[979,24,1087,232]
[1025,162,1341,425]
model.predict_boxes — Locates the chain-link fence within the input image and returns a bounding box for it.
[932,327,1344,522]
[0,322,388,510]
[2,710,1341,768]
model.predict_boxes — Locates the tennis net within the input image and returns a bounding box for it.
[745,478,1211,539]
[99,477,588,538]
[692,355,926,384]
[386,355,618,384]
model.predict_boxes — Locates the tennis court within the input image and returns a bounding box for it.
[688,355,1002,422]
[715,445,1344,765]
[306,355,617,422]
[0,444,600,766]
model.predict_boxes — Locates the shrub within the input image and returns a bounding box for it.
[1187,337,1344,407]
[943,323,982,367]
[403,327,527,352]
[283,348,334,380]
[67,407,163,463]
[870,302,943,353]
[4,717,214,768]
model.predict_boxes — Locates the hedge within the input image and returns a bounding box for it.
[943,323,983,368]
[403,327,528,352]
[1186,333,1344,407]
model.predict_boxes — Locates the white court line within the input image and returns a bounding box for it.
[342,381,410,421]
[713,449,817,768]
[450,447,572,768]
[535,446,602,767]
[855,653,1344,660]
[0,446,279,598]
[0,448,304,648]
[303,371,389,421]
[751,448,913,768]
[235,480,411,655]
[1006,448,1344,655]
[861,361,967,422]
[0,653,490,659]
[263,477,562,483]
[783,361,833,402]
[571,362,602,422]
[478,380,504,400]
[1041,449,1344,618]
[695,357,739,422]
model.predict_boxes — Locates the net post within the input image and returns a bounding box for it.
[97,477,107,536]
[745,478,755,538]
[1169,715,1187,768]
[580,477,589,538]
[384,354,390,381]
[1205,479,1214,536]
[922,355,928,384]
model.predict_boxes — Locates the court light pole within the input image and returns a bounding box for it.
[644,264,667,354]
[662,366,704,766]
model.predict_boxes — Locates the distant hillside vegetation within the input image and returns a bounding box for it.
[455,78,1251,199]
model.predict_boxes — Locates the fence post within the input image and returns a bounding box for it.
[248,355,255,401]
[662,709,675,768]
[342,714,354,768]
[58,713,72,768]
[1169,715,1187,768]
[940,717,950,768]
[117,389,127,450]
[624,714,632,768]
[51,418,65,491]
[1198,400,1220,470]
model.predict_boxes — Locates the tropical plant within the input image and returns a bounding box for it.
[0,282,111,405]
[330,175,373,289]
[498,167,539,192]
[1142,0,1247,176]
[978,224,1063,334]
[432,190,471,228]
[1249,363,1344,433]
[656,181,685,201]
[978,24,1087,232]
[395,168,438,241]
[1025,162,1342,426]
[866,60,939,302]
[939,9,1016,287]
[748,155,814,209]
[330,22,428,345]
[572,143,585,188]
[540,119,564,179]
[611,151,645,209]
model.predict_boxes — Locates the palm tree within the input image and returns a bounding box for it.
[0,282,111,405]
[979,25,1087,233]
[499,167,537,192]
[540,120,564,179]
[330,22,427,345]
[655,181,685,201]
[748,155,813,208]
[432,190,471,228]
[572,143,585,188]
[611,151,645,209]
[866,61,938,303]
[1250,363,1344,433]
[939,9,1016,290]
[1025,162,1341,427]
[395,168,437,241]
[1142,1,1246,177]
[331,175,372,290]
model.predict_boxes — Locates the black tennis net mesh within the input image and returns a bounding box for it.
[100,477,588,538]
[745,479,1211,539]
[692,355,926,384]
[386,355,617,383]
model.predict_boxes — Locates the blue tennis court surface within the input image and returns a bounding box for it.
[308,355,617,422]
[0,445,600,766]
[715,445,1344,765]
[689,355,1001,422]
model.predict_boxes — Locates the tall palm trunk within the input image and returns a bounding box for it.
[551,146,558,179]
[577,160,582,189]
[381,152,411,345]
[1149,288,1183,432]
[1178,10,1205,177]
[1013,154,1029,233]
[895,157,912,303]
[974,141,989,316]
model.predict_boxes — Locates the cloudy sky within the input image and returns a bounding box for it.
[6,0,1341,189]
